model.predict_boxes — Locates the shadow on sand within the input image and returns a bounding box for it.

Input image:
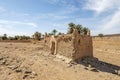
[75,57,120,76]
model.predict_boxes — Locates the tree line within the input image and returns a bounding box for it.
[46,22,90,36]
[0,34,31,40]
[0,22,96,41]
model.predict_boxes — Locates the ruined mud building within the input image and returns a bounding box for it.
[44,29,93,61]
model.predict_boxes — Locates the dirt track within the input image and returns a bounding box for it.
[0,42,120,80]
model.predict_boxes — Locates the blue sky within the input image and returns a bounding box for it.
[0,0,120,36]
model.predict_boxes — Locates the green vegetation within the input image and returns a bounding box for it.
[58,32,63,35]
[83,27,89,35]
[68,22,75,34]
[0,34,31,40]
[76,24,83,34]
[52,29,57,35]
[67,22,89,35]
[32,32,41,40]
[2,34,8,40]
[98,33,104,37]
[0,22,91,41]
[14,35,30,40]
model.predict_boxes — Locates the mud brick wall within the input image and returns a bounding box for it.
[57,38,73,58]
[45,29,93,61]
[57,31,93,60]
[72,34,93,60]
[44,37,50,47]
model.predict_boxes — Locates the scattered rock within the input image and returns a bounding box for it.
[84,67,88,70]
[30,72,38,78]
[66,64,72,68]
[16,58,21,63]
[16,68,22,73]
[88,64,92,68]
[32,72,37,76]
[7,65,18,70]
[90,68,99,72]
[23,74,29,79]
[1,59,7,65]
[117,70,120,76]
[8,72,12,75]
[25,69,32,74]
[30,75,35,78]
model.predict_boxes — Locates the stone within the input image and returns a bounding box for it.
[30,75,35,78]
[16,58,21,63]
[7,65,18,70]
[25,69,32,74]
[0,57,3,60]
[23,74,29,79]
[30,72,38,79]
[90,68,99,72]
[1,59,7,65]
[84,67,88,70]
[32,72,37,76]
[66,64,72,68]
[16,69,22,72]
[8,72,12,75]
[88,64,92,68]
[117,70,120,76]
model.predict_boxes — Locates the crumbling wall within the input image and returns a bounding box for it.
[43,36,51,50]
[48,29,93,61]
[57,35,73,58]
[72,29,93,60]
[73,36,93,60]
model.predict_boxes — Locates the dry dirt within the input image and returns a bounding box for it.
[0,42,120,80]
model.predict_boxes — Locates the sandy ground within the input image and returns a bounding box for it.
[0,42,120,80]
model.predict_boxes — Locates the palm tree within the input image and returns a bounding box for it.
[58,32,62,35]
[98,33,104,37]
[83,27,89,35]
[52,29,57,35]
[68,22,75,28]
[33,31,41,40]
[75,24,83,34]
[68,22,75,34]
[2,34,7,40]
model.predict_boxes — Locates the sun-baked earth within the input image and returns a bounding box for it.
[0,41,120,80]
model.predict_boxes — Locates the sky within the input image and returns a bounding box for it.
[0,0,120,36]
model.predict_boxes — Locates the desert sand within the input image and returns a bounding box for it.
[0,42,120,80]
